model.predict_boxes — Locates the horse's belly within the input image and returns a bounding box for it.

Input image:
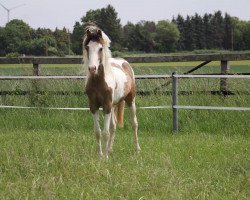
[113,84,126,104]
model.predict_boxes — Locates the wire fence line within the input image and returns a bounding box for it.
[1,105,249,111]
[0,105,172,110]
[175,74,250,78]
[1,74,250,132]
[173,105,250,111]
[1,74,250,80]
[0,75,172,80]
[1,104,249,111]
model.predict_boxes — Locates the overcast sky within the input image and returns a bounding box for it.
[0,0,249,31]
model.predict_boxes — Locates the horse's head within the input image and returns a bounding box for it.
[83,25,111,76]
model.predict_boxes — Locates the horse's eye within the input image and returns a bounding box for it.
[99,48,103,52]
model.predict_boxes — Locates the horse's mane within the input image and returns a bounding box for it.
[83,23,112,78]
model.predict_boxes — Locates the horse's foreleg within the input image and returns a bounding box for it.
[129,100,141,152]
[103,112,111,159]
[92,111,103,157]
[108,108,117,153]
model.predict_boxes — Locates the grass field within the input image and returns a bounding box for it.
[0,60,250,199]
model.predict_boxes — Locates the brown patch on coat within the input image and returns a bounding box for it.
[122,62,136,107]
[85,64,113,114]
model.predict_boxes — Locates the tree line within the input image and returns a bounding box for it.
[172,11,250,51]
[0,5,249,56]
[0,19,71,56]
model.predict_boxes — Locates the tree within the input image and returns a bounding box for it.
[54,27,70,55]
[0,27,7,55]
[191,13,205,49]
[210,11,225,49]
[173,15,186,50]
[203,13,213,49]
[4,19,32,54]
[72,5,123,54]
[223,13,234,50]
[123,22,137,51]
[234,20,250,50]
[32,28,57,56]
[154,20,180,52]
[183,16,195,50]
[123,21,156,52]
[71,22,84,55]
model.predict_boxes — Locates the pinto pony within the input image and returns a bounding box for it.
[83,25,141,158]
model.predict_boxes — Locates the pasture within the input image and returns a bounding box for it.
[0,60,250,199]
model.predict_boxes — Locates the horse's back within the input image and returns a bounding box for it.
[109,58,135,79]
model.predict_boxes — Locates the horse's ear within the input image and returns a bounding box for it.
[97,29,102,38]
[86,29,90,36]
[86,29,91,37]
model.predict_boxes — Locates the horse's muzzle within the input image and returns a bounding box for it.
[89,66,97,74]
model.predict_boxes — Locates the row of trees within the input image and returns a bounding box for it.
[71,5,180,54]
[72,6,250,53]
[0,20,71,56]
[0,5,249,56]
[172,11,250,51]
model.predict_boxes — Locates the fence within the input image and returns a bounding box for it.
[0,73,250,132]
[1,53,250,132]
[171,73,250,132]
[1,52,250,91]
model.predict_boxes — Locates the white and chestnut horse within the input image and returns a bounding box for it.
[83,25,141,158]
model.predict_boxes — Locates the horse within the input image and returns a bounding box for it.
[83,25,141,158]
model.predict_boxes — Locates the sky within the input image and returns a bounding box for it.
[0,0,249,31]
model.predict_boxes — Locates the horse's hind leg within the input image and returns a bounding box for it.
[108,108,116,153]
[129,99,141,152]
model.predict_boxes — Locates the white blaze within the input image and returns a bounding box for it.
[87,41,102,69]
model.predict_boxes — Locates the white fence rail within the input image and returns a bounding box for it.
[0,74,250,132]
[0,74,172,80]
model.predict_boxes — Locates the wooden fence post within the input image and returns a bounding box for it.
[220,60,230,93]
[31,62,41,105]
[33,62,41,76]
[172,72,178,133]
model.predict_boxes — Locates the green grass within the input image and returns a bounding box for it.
[0,129,249,199]
[0,60,250,199]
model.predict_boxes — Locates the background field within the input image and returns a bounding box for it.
[0,60,249,199]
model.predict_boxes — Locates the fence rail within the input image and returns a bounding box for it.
[175,74,250,78]
[1,52,250,64]
[1,74,250,80]
[0,75,172,80]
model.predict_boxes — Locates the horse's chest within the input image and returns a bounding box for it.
[85,71,128,107]
[86,81,112,103]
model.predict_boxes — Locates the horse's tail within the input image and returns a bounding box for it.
[115,100,125,128]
